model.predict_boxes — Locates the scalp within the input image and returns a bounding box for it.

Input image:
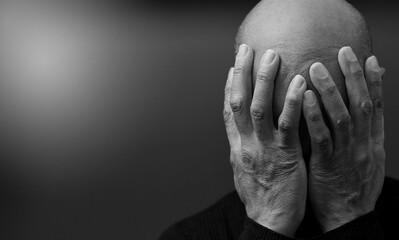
[235,0,372,120]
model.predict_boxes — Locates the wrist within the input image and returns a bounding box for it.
[318,209,374,232]
[247,207,303,237]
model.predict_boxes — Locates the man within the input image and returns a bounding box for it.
[160,0,398,239]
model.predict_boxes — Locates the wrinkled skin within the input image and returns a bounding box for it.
[303,47,385,232]
[224,45,307,237]
[224,45,385,236]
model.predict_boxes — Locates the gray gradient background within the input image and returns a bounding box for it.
[0,0,397,239]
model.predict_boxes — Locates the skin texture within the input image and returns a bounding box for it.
[225,47,307,237]
[303,48,385,232]
[236,0,372,155]
[223,0,386,236]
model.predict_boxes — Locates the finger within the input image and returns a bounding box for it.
[278,75,306,147]
[224,67,240,149]
[251,49,279,139]
[302,90,333,159]
[230,44,254,137]
[309,62,351,149]
[365,56,384,144]
[338,46,372,141]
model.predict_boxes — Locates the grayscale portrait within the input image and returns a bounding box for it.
[0,0,397,239]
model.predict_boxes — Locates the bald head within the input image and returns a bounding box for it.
[235,0,372,156]
[236,0,371,110]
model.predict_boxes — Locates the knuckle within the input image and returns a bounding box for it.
[372,138,384,146]
[285,96,299,108]
[241,148,253,165]
[278,118,292,134]
[230,96,245,114]
[314,133,330,147]
[308,111,323,123]
[250,105,264,120]
[373,102,384,118]
[279,131,293,147]
[360,100,373,117]
[257,70,269,82]
[351,65,365,79]
[370,77,383,88]
[368,70,382,83]
[372,96,383,110]
[335,112,351,129]
[323,84,337,97]
[229,151,238,167]
[233,65,244,76]
[229,157,236,169]
[224,86,231,97]
[313,133,332,154]
[223,107,234,124]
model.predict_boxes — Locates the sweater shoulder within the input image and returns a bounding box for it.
[159,191,245,240]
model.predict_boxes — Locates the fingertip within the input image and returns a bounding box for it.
[295,74,306,81]
[337,46,352,73]
[304,89,314,95]
[303,90,316,105]
[310,62,329,81]
[233,44,254,76]
[338,46,356,61]
[237,44,250,59]
[234,44,253,71]
[262,49,277,65]
[338,46,349,60]
[279,75,306,129]
[258,49,280,79]
[366,56,380,73]
[292,74,306,88]
[310,62,323,69]
[339,46,353,56]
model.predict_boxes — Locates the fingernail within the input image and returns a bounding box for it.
[304,91,316,106]
[237,44,249,59]
[262,49,276,65]
[312,63,328,79]
[293,75,305,88]
[343,46,357,62]
[369,56,380,72]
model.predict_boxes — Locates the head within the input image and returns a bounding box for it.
[235,0,372,159]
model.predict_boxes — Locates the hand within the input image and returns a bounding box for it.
[223,44,307,237]
[302,46,385,232]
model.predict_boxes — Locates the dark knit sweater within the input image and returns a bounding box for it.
[160,177,399,239]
